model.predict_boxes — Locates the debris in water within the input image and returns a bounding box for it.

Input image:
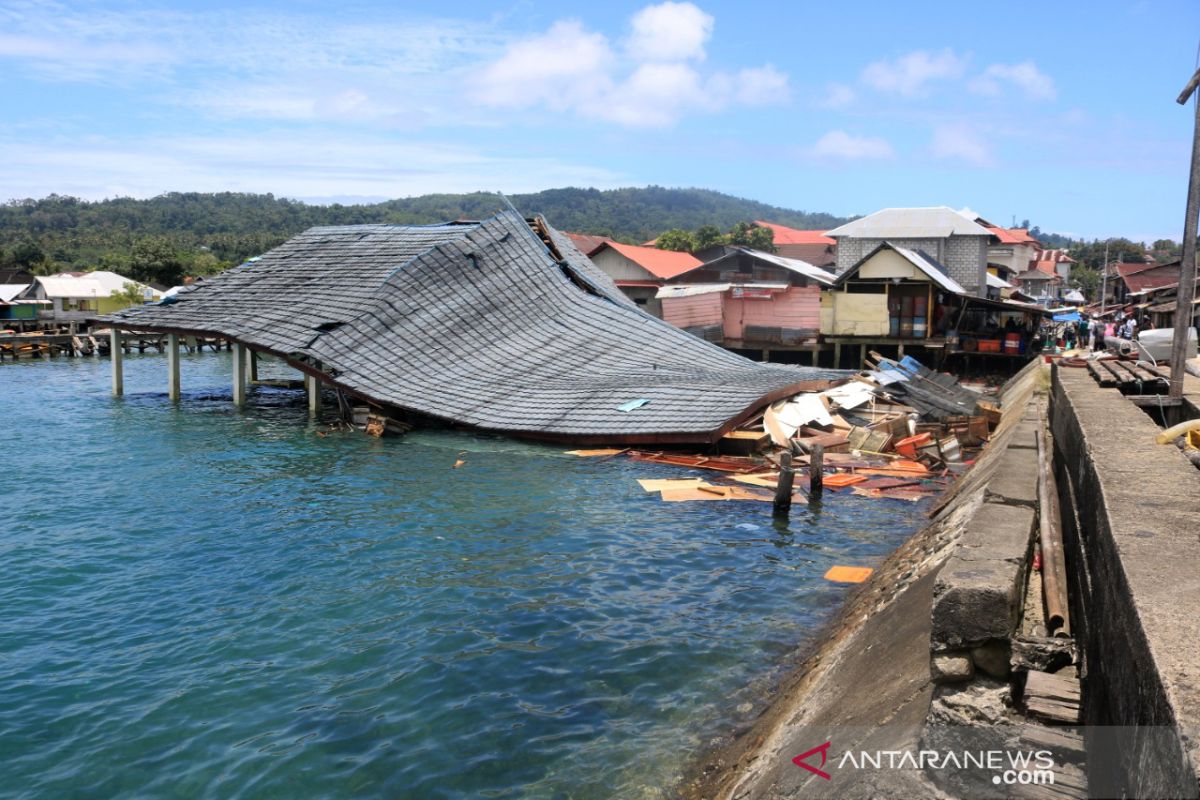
[824,566,874,583]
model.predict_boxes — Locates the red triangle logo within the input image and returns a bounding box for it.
[792,741,832,780]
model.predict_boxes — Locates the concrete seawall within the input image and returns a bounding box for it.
[681,360,1046,799]
[1050,366,1200,798]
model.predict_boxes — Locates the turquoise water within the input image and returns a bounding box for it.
[1,353,927,799]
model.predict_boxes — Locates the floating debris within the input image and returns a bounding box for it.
[824,566,874,583]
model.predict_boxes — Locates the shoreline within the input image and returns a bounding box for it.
[678,362,1043,800]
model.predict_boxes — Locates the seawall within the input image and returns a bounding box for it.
[680,360,1046,799]
[1050,365,1200,798]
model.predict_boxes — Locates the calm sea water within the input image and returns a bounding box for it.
[0,352,926,799]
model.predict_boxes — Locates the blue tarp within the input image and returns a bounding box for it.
[1052,311,1081,323]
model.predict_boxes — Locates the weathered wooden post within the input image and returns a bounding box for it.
[1169,67,1200,400]
[809,443,824,498]
[305,373,322,416]
[232,341,247,406]
[249,350,259,383]
[167,332,180,401]
[110,327,123,396]
[773,450,796,516]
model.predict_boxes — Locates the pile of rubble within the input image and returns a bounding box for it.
[572,353,1004,504]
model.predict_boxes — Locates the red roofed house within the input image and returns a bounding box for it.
[564,232,615,256]
[588,242,702,316]
[752,221,836,267]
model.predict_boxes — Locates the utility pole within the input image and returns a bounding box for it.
[1101,240,1109,314]
[1171,68,1200,400]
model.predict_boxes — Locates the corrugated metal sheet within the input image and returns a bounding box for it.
[825,207,993,239]
[101,211,847,442]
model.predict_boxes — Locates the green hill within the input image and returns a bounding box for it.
[0,187,850,285]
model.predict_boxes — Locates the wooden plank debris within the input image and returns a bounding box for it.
[824,566,874,583]
[1023,670,1081,724]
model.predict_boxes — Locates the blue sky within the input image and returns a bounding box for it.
[1,0,1197,241]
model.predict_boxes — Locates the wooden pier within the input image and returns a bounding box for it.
[0,330,232,362]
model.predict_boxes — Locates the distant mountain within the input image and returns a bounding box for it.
[0,188,851,282]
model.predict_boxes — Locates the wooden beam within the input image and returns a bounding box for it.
[167,332,180,401]
[109,328,123,395]
[1171,70,1200,398]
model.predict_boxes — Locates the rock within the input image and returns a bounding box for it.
[927,678,1014,727]
[1011,635,1076,674]
[971,641,1011,680]
[931,652,974,683]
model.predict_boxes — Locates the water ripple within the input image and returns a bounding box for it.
[0,353,926,799]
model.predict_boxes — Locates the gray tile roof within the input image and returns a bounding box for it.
[103,211,847,442]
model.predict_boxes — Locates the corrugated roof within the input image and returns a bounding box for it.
[825,207,994,239]
[752,221,836,245]
[597,242,702,280]
[563,232,614,256]
[834,242,965,294]
[676,247,836,286]
[0,283,30,303]
[986,273,1012,289]
[34,271,161,299]
[1122,262,1180,294]
[656,282,789,299]
[101,211,846,443]
[989,227,1040,245]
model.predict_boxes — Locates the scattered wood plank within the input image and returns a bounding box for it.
[1024,670,1081,724]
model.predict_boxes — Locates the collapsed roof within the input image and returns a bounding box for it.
[101,210,844,443]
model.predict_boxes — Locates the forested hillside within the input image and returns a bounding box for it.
[0,188,848,286]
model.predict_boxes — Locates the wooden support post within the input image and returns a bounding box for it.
[249,350,259,383]
[809,443,824,498]
[232,342,247,406]
[1170,67,1200,400]
[773,450,796,516]
[833,342,842,369]
[305,373,322,416]
[110,327,123,396]
[859,344,867,369]
[167,333,180,401]
[898,342,906,359]
[761,348,770,363]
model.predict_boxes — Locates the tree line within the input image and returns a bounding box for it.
[0,188,847,286]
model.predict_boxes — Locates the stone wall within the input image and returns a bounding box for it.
[1051,365,1200,798]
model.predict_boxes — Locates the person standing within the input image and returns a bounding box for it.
[1088,317,1099,350]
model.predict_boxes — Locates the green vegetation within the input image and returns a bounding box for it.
[109,281,149,310]
[0,188,847,284]
[657,220,777,253]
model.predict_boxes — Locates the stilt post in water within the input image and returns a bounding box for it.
[167,333,180,401]
[306,373,322,416]
[773,450,796,516]
[809,443,824,498]
[232,341,247,406]
[110,327,123,396]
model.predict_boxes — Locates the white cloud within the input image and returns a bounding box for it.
[737,65,789,106]
[475,5,788,127]
[861,49,967,96]
[820,83,856,109]
[811,130,894,160]
[931,124,992,166]
[0,132,626,201]
[476,20,614,111]
[969,61,1056,100]
[625,1,713,62]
